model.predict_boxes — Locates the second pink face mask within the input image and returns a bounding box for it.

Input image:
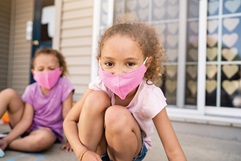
[33,68,61,89]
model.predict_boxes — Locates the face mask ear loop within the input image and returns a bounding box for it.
[143,57,148,65]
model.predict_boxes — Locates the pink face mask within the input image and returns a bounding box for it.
[98,58,148,100]
[33,68,61,89]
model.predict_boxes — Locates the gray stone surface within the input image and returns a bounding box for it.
[1,121,241,161]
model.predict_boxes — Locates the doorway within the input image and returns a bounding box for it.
[30,0,55,83]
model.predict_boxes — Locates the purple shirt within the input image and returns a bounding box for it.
[22,77,75,142]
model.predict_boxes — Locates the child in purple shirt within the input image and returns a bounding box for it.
[0,48,75,153]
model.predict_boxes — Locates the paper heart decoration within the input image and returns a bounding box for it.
[189,22,198,34]
[222,33,238,48]
[153,0,166,7]
[222,64,239,79]
[207,19,218,33]
[189,48,198,61]
[139,0,149,8]
[169,0,178,5]
[189,35,198,48]
[168,23,178,34]
[224,0,241,13]
[223,18,240,32]
[189,4,199,17]
[138,9,149,21]
[126,0,137,10]
[153,8,166,19]
[167,35,178,47]
[191,0,199,4]
[166,80,177,93]
[166,49,178,62]
[206,65,217,79]
[208,0,219,14]
[207,34,218,47]
[154,24,166,33]
[187,80,197,96]
[222,80,239,95]
[160,35,165,43]
[222,48,238,61]
[166,66,177,78]
[206,80,217,93]
[187,65,197,79]
[167,6,178,18]
[207,47,218,61]
[115,2,122,12]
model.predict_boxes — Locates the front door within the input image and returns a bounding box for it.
[30,0,55,83]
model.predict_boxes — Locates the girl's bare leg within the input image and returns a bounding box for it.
[8,128,56,152]
[78,91,110,153]
[105,105,142,161]
[0,89,24,127]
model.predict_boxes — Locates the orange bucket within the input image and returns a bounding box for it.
[1,112,9,124]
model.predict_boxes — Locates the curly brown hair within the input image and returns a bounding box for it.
[97,14,166,85]
[32,48,68,77]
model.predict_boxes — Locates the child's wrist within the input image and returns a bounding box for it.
[79,149,89,161]
[2,137,10,145]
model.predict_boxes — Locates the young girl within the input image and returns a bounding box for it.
[0,48,75,153]
[64,15,186,161]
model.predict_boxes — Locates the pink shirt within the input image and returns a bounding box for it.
[22,77,75,142]
[89,77,167,149]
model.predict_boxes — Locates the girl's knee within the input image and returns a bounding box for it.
[30,128,55,150]
[1,88,18,98]
[105,106,130,133]
[83,91,110,112]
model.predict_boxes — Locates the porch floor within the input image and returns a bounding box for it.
[1,121,241,161]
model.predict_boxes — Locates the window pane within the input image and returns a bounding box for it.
[185,0,199,107]
[223,0,241,14]
[185,65,198,106]
[40,0,54,42]
[100,0,108,26]
[205,65,217,106]
[163,65,177,105]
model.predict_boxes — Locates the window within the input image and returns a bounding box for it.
[98,0,241,117]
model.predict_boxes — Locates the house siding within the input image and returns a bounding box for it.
[0,0,11,91]
[57,0,94,101]
[8,0,33,94]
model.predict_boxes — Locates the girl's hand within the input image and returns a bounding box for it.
[80,150,102,161]
[61,142,73,152]
[0,139,7,151]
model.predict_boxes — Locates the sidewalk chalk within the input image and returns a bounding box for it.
[0,149,5,157]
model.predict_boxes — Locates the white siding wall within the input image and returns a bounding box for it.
[9,0,33,94]
[0,0,11,91]
[55,0,94,101]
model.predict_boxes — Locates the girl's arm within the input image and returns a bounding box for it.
[61,91,74,151]
[63,88,94,158]
[153,108,186,161]
[62,91,74,119]
[2,103,34,148]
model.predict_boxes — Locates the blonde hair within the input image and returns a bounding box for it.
[97,14,166,84]
[32,48,68,77]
